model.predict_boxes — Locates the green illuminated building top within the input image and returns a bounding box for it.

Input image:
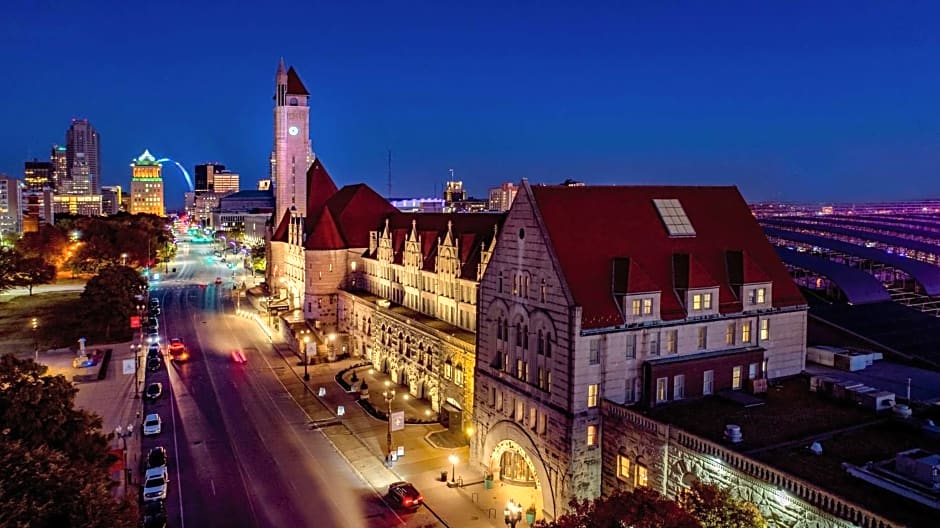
[131,149,161,167]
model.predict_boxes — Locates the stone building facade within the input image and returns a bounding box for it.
[471,181,809,520]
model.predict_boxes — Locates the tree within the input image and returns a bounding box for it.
[543,488,700,528]
[80,265,147,340]
[683,481,766,528]
[15,225,69,269]
[11,255,57,295]
[0,356,136,528]
[0,247,16,293]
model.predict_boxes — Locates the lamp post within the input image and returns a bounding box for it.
[114,424,134,497]
[31,317,38,362]
[504,499,522,528]
[449,453,458,483]
[134,343,142,399]
[303,335,310,381]
[121,253,128,266]
[383,388,396,464]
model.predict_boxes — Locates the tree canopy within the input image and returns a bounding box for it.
[80,265,148,341]
[0,355,136,527]
[683,480,767,528]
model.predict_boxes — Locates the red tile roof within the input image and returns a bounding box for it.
[305,158,339,219]
[530,184,805,329]
[286,66,309,96]
[271,209,291,243]
[304,207,346,250]
[324,184,398,248]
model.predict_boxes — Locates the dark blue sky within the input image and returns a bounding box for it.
[3,1,940,208]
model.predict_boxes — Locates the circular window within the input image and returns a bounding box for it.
[518,228,525,240]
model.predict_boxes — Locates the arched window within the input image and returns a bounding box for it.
[455,364,464,386]
[516,322,523,347]
[537,330,544,355]
[497,317,503,341]
[289,97,298,106]
[444,358,453,380]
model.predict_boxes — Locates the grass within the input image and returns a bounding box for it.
[0,291,131,353]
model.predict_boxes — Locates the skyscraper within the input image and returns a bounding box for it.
[129,150,164,216]
[0,175,24,240]
[213,170,239,194]
[101,185,123,215]
[66,118,100,195]
[195,163,226,193]
[51,145,67,191]
[271,58,315,224]
[24,160,54,191]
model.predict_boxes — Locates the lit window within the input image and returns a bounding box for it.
[444,359,453,380]
[665,330,677,354]
[760,319,770,340]
[732,366,743,390]
[703,370,714,395]
[748,362,758,379]
[587,384,599,408]
[637,464,648,487]
[642,298,653,315]
[673,374,685,400]
[703,292,712,309]
[538,412,547,434]
[631,299,641,316]
[725,323,735,346]
[586,425,597,446]
[515,400,524,421]
[454,365,464,386]
[692,294,702,310]
[756,288,766,304]
[697,327,707,350]
[617,455,631,481]
[656,377,668,403]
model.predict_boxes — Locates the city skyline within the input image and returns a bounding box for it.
[4,2,940,209]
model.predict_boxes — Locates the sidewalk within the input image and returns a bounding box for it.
[261,335,507,528]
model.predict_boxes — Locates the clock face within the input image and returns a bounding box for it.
[288,126,299,136]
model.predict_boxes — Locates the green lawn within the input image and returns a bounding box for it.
[0,291,129,353]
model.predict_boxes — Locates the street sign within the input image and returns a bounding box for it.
[130,316,141,329]
[122,359,135,375]
[390,411,405,432]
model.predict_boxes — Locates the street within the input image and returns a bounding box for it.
[140,240,414,527]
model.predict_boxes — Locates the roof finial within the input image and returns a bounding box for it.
[277,57,286,74]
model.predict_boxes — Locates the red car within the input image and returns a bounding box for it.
[168,338,189,361]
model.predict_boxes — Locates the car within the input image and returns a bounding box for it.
[149,298,160,308]
[148,343,162,357]
[168,338,189,361]
[388,481,423,509]
[146,446,167,470]
[147,357,162,372]
[142,468,168,502]
[146,328,160,343]
[147,318,159,330]
[149,306,161,317]
[145,382,163,401]
[231,349,248,364]
[142,413,162,435]
[214,277,223,285]
[142,500,167,528]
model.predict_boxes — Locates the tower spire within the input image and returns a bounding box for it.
[277,57,286,75]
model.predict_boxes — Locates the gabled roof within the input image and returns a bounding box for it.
[530,184,805,329]
[305,158,339,219]
[286,66,309,96]
[324,184,398,248]
[271,208,291,243]
[304,207,346,250]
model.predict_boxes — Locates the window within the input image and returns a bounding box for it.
[489,386,496,407]
[443,359,453,380]
[538,367,546,391]
[631,299,641,316]
[587,384,599,408]
[516,359,526,381]
[725,323,735,346]
[649,332,660,356]
[546,334,552,357]
[586,425,597,446]
[642,298,653,315]
[537,330,544,355]
[692,294,702,311]
[703,292,712,309]
[749,362,758,379]
[617,455,632,481]
[625,377,637,403]
[455,365,464,386]
[732,366,743,390]
[697,327,707,350]
[756,288,766,304]
[652,198,696,237]
[656,377,668,403]
[538,412,547,434]
[625,334,636,359]
[665,330,677,354]
[529,407,537,430]
[589,340,600,365]
[516,323,522,347]
[703,370,714,395]
[547,370,552,393]
[497,317,503,341]
[523,325,529,350]
[496,390,503,411]
[636,464,649,487]
[747,289,756,305]
[673,374,685,400]
[515,400,524,422]
[760,319,770,340]
[742,322,751,343]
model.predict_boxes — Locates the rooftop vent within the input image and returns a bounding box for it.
[724,424,743,444]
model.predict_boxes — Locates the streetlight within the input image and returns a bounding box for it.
[504,499,522,528]
[121,253,128,266]
[328,333,336,361]
[448,453,459,483]
[134,343,142,399]
[114,424,134,497]
[31,317,38,362]
[383,388,396,464]
[303,335,310,381]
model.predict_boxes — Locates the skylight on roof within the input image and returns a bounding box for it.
[653,198,696,237]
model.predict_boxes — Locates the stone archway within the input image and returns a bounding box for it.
[481,420,557,519]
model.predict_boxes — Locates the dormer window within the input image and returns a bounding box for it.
[691,293,712,311]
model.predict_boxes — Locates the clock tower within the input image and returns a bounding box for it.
[271,58,315,224]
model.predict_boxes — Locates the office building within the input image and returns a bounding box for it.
[488,182,518,212]
[51,145,67,191]
[129,149,164,216]
[213,170,239,194]
[195,163,225,193]
[22,189,55,233]
[101,185,123,215]
[66,118,100,195]
[0,175,24,241]
[52,194,102,216]
[24,160,54,191]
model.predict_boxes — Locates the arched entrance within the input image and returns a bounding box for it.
[481,421,556,520]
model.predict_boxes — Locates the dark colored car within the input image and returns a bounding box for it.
[388,481,423,509]
[145,382,163,401]
[146,446,167,470]
[147,357,162,372]
[142,499,167,528]
[149,306,161,317]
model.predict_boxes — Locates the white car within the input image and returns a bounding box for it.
[143,467,168,502]
[142,413,162,436]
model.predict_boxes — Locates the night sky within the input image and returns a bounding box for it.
[3,1,940,209]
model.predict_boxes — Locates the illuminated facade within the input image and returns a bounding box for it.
[66,118,100,195]
[51,145,67,191]
[129,150,165,216]
[52,194,102,216]
[271,58,315,224]
[24,160,53,191]
[0,175,24,239]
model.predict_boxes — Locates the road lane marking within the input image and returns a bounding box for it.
[210,479,216,496]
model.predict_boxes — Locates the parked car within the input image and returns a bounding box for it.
[146,446,167,470]
[148,343,162,358]
[147,328,160,343]
[142,413,162,436]
[149,306,161,317]
[143,467,168,502]
[142,500,167,528]
[388,481,423,509]
[145,382,163,401]
[147,357,162,372]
